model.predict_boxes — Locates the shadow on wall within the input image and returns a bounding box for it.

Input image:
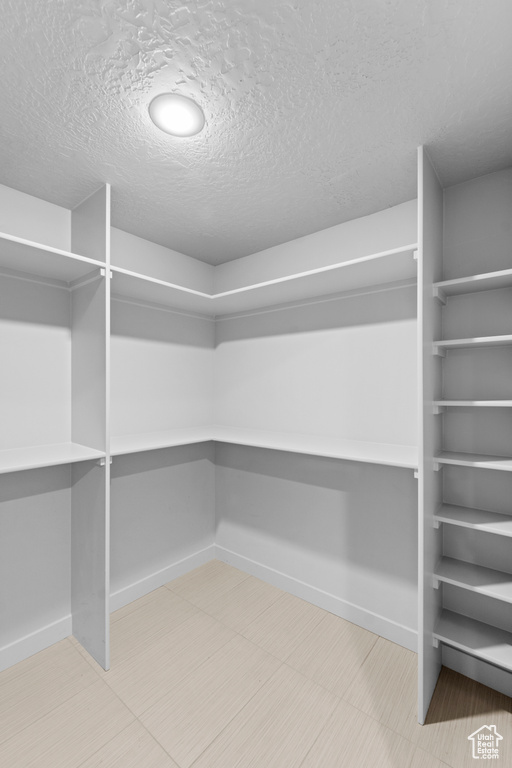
[111,296,215,347]
[110,441,215,478]
[214,443,417,589]
[215,282,417,344]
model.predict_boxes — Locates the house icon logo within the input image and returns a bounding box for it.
[468,725,503,760]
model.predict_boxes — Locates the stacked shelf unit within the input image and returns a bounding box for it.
[0,186,110,670]
[418,153,512,721]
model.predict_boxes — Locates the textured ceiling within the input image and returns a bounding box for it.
[0,1,511,265]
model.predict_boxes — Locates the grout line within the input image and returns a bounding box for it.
[73,719,139,768]
[0,638,100,748]
[186,660,291,768]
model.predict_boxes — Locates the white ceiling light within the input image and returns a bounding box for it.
[148,93,205,137]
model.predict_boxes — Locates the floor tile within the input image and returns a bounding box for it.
[416,668,512,768]
[140,634,282,767]
[192,663,339,768]
[104,611,235,716]
[110,587,199,665]
[0,680,134,768]
[241,590,326,661]
[0,638,98,744]
[411,747,451,768]
[79,720,178,768]
[203,575,284,632]
[299,698,416,768]
[110,585,178,623]
[286,610,378,698]
[70,634,108,677]
[343,636,423,744]
[166,559,249,609]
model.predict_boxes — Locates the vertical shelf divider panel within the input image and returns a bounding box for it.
[418,146,444,723]
[71,184,110,263]
[70,184,111,670]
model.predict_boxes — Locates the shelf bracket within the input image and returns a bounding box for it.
[433,576,440,590]
[69,267,106,292]
[96,457,113,467]
[433,461,442,472]
[413,249,419,261]
[413,469,419,479]
[433,519,441,529]
[433,405,445,415]
[433,345,446,358]
[433,286,447,305]
[433,637,440,649]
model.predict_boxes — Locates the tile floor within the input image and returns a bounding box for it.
[1,560,511,767]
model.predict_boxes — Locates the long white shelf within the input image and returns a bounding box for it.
[434,400,512,408]
[434,504,512,537]
[434,268,512,299]
[435,557,512,604]
[435,451,512,472]
[433,610,512,672]
[111,426,418,468]
[434,335,512,353]
[0,231,105,284]
[111,244,417,316]
[0,442,106,474]
[110,427,214,457]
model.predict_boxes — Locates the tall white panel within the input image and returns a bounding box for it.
[71,185,110,263]
[70,184,111,670]
[417,146,444,723]
[71,462,109,669]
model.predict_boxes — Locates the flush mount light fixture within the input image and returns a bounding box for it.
[148,93,205,137]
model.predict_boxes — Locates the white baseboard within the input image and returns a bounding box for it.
[1,542,417,673]
[0,615,72,673]
[216,545,417,652]
[442,645,512,698]
[109,544,216,613]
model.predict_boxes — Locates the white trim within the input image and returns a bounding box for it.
[0,615,72,673]
[109,544,216,612]
[215,545,417,652]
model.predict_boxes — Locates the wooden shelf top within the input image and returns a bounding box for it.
[0,442,106,474]
[111,425,418,469]
[434,610,512,672]
[434,504,512,537]
[110,243,417,316]
[435,556,512,604]
[0,231,105,284]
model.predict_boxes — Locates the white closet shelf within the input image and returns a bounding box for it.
[434,504,512,537]
[434,268,512,299]
[433,610,512,673]
[434,557,512,604]
[0,232,105,283]
[111,426,418,469]
[435,451,512,471]
[110,427,214,456]
[433,335,512,353]
[0,442,106,474]
[434,400,512,407]
[110,243,418,316]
